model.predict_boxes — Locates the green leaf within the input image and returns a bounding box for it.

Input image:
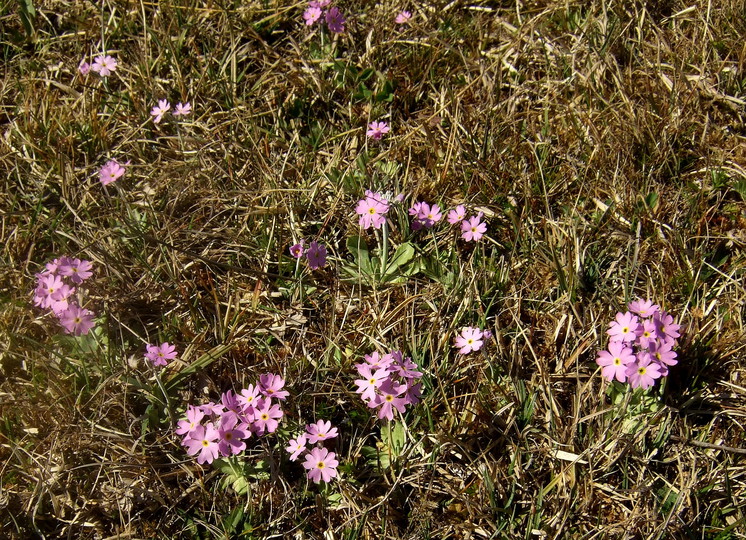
[164,343,235,392]
[382,242,415,281]
[346,236,372,274]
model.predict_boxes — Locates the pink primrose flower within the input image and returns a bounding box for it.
[99,160,126,186]
[309,0,330,7]
[172,102,191,116]
[259,373,289,400]
[175,405,205,436]
[238,384,261,415]
[78,60,90,75]
[150,99,171,124]
[356,196,389,229]
[286,434,308,461]
[252,399,283,434]
[354,365,391,403]
[607,311,640,343]
[447,205,466,224]
[182,423,220,464]
[290,240,306,258]
[58,304,95,336]
[303,6,322,25]
[325,7,346,33]
[596,341,636,383]
[306,241,327,269]
[305,419,339,444]
[91,55,117,77]
[654,312,681,341]
[635,319,658,349]
[217,412,249,456]
[461,213,487,242]
[303,447,339,483]
[221,389,244,414]
[144,342,177,367]
[395,11,412,24]
[454,327,484,354]
[404,380,422,406]
[649,339,678,367]
[626,354,662,390]
[366,121,390,140]
[369,379,408,421]
[628,298,660,318]
[57,258,93,284]
[360,351,394,371]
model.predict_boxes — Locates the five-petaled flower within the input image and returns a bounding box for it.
[145,342,178,367]
[461,213,487,242]
[99,160,126,186]
[395,11,412,24]
[173,102,192,116]
[367,121,390,140]
[454,327,484,354]
[151,99,171,124]
[303,447,339,483]
[91,55,118,77]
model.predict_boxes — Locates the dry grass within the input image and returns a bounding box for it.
[1,0,745,538]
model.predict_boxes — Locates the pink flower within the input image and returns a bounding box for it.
[172,102,191,116]
[144,342,177,367]
[359,351,394,371]
[305,419,338,444]
[99,160,126,186]
[395,11,412,24]
[626,354,662,390]
[290,240,306,258]
[354,365,391,403]
[259,373,289,400]
[366,121,390,140]
[628,298,660,318]
[356,195,389,229]
[635,319,658,349]
[454,327,484,354]
[389,353,422,379]
[369,379,408,420]
[303,6,322,25]
[649,339,678,367]
[78,60,90,75]
[182,423,220,464]
[309,0,330,7]
[607,311,639,343]
[150,99,171,124]
[238,384,261,419]
[91,55,117,77]
[217,412,249,456]
[58,304,95,336]
[447,205,466,224]
[303,447,339,483]
[286,434,308,461]
[306,241,327,269]
[252,400,283,434]
[461,213,487,241]
[325,6,346,33]
[410,202,442,229]
[654,312,681,340]
[57,258,93,284]
[596,341,636,383]
[175,405,205,436]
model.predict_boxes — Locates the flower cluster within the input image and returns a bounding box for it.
[79,55,118,77]
[353,350,423,420]
[144,342,177,367]
[99,159,127,186]
[303,1,346,33]
[177,373,287,465]
[286,419,340,483]
[367,121,389,140]
[151,99,192,124]
[409,201,443,230]
[595,299,681,389]
[454,326,491,354]
[355,190,391,230]
[33,257,95,336]
[288,239,328,269]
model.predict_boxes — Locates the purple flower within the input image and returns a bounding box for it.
[461,213,487,241]
[58,304,95,336]
[309,0,330,7]
[91,55,117,77]
[99,160,126,186]
[395,11,412,24]
[173,102,192,116]
[654,312,681,340]
[145,342,177,367]
[238,384,261,418]
[410,202,443,229]
[175,405,205,436]
[607,311,639,343]
[454,327,484,354]
[217,412,249,456]
[78,59,90,75]
[259,373,289,400]
[252,399,283,434]
[360,351,394,371]
[447,205,466,224]
[596,341,636,383]
[325,6,346,33]
[306,241,327,269]
[369,379,408,420]
[635,319,658,349]
[286,434,308,461]
[354,365,391,403]
[303,447,339,483]
[182,423,220,464]
[649,339,678,367]
[628,298,660,318]
[57,258,93,284]
[366,121,390,140]
[150,99,171,124]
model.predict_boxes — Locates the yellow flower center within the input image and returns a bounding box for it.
[368,208,376,214]
[202,440,210,447]
[385,395,394,402]
[317,462,325,469]
[261,414,269,421]
[613,358,621,365]
[637,367,647,375]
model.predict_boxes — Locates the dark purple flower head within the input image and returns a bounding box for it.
[325,6,346,33]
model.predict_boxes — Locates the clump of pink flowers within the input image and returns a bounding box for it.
[150,99,192,124]
[289,239,328,269]
[409,201,443,230]
[355,190,391,230]
[32,256,95,335]
[353,349,423,421]
[303,1,345,34]
[178,373,287,465]
[595,299,682,390]
[286,419,340,483]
